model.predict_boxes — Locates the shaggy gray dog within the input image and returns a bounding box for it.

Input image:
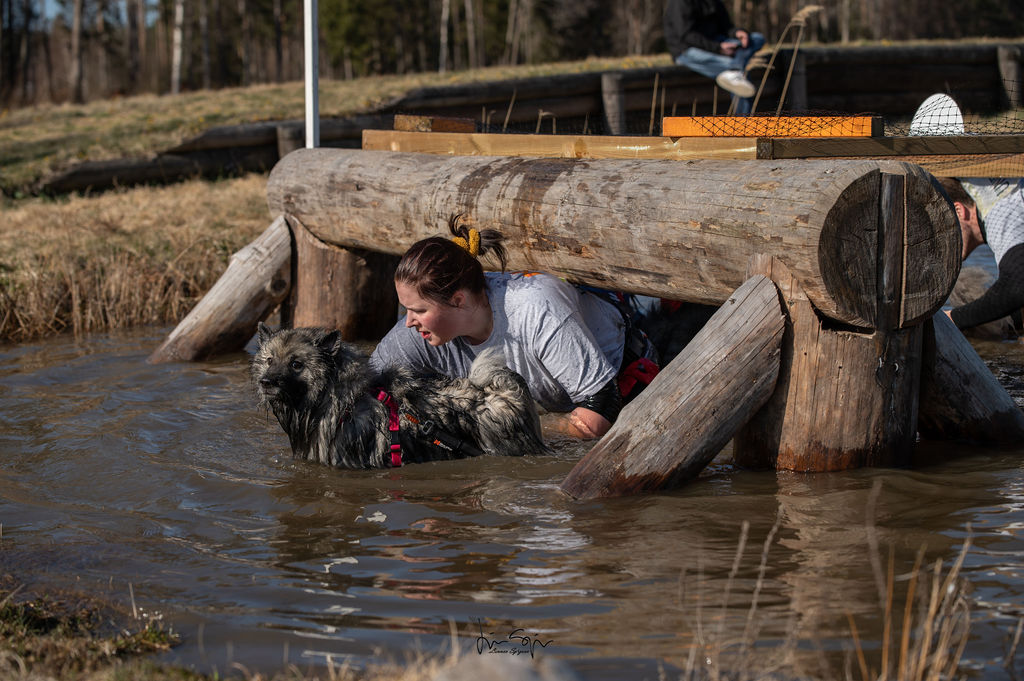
[251,323,548,468]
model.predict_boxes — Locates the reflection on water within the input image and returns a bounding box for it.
[1,328,1023,680]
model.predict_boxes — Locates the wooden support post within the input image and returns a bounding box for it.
[998,45,1022,109]
[286,215,399,341]
[733,261,923,470]
[787,51,808,112]
[148,216,291,363]
[561,275,784,499]
[601,72,626,135]
[277,123,305,159]
[734,171,927,471]
[918,311,1024,443]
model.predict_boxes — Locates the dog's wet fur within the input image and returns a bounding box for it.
[251,323,548,468]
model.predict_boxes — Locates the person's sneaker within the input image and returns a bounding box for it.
[715,70,756,98]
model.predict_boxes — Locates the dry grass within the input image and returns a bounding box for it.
[0,54,670,195]
[0,53,672,344]
[0,173,269,343]
[671,508,1009,681]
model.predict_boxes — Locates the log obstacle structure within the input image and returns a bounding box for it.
[153,147,1024,497]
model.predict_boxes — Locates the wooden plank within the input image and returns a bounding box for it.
[890,153,1024,179]
[560,275,784,499]
[759,135,1024,159]
[393,114,476,133]
[361,129,758,160]
[663,115,881,138]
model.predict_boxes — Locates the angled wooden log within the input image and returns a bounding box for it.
[148,216,291,363]
[560,275,785,499]
[267,149,958,331]
[918,311,1024,443]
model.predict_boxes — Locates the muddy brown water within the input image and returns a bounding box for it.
[1,319,1023,680]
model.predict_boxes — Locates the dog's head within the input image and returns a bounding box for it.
[250,322,345,413]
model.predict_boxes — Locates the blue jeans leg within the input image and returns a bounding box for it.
[674,48,731,80]
[675,33,765,115]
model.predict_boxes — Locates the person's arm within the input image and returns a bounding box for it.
[950,243,1024,329]
[552,407,613,440]
[553,378,621,439]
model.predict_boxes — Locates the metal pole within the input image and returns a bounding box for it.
[303,0,319,148]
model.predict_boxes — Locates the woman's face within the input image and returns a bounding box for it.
[396,281,461,346]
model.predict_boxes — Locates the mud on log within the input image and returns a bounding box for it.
[266,149,959,330]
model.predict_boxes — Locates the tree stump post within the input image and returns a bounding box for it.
[734,170,928,471]
[285,215,399,341]
[601,72,626,135]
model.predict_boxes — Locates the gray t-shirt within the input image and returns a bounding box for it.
[370,272,625,412]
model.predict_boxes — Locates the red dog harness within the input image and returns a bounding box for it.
[376,389,403,467]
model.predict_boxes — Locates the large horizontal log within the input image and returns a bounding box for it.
[266,149,958,330]
[561,274,784,499]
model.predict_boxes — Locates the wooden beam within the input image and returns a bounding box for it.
[393,114,476,133]
[758,135,1024,159]
[734,254,923,471]
[362,129,758,160]
[286,215,399,341]
[560,275,784,499]
[267,149,959,329]
[663,115,882,138]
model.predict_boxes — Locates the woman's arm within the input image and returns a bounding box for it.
[950,243,1024,329]
[551,407,613,440]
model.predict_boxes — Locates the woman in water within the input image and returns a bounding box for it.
[369,215,658,440]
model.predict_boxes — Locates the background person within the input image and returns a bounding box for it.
[370,216,657,440]
[664,0,765,114]
[937,176,1024,335]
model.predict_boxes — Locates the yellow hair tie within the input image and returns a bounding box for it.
[452,228,481,257]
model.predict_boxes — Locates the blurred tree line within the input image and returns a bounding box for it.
[1,0,1022,107]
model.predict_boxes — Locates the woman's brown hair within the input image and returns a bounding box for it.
[394,214,508,306]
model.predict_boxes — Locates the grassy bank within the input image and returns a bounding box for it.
[0,174,270,343]
[0,55,670,345]
[0,55,669,197]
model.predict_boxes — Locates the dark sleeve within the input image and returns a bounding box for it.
[574,378,622,424]
[664,0,721,57]
[950,243,1024,330]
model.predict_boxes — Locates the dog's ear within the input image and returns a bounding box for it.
[318,329,343,354]
[257,321,274,345]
